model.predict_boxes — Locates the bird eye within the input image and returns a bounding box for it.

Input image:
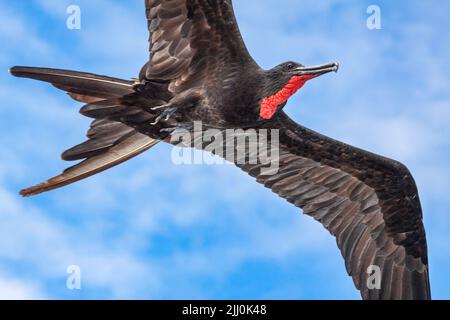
[285,63,295,71]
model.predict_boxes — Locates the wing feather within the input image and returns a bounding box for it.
[143,0,257,91]
[172,112,431,300]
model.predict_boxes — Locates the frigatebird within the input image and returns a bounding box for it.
[10,0,430,300]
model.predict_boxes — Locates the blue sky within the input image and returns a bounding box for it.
[0,0,449,299]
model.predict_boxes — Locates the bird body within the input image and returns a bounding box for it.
[10,0,430,300]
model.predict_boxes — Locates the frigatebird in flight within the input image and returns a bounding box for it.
[10,0,430,300]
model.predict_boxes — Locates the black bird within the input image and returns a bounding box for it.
[10,0,430,300]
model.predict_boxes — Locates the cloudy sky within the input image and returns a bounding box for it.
[0,0,449,299]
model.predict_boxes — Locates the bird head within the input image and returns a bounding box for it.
[260,61,339,119]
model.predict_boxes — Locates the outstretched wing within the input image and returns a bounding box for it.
[174,112,430,300]
[259,113,430,300]
[143,0,257,91]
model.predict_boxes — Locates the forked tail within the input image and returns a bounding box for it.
[10,66,160,196]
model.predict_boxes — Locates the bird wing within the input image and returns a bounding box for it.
[175,112,430,300]
[143,0,257,91]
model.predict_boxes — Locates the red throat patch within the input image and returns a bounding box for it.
[260,75,317,119]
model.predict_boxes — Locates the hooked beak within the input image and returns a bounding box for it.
[294,61,339,78]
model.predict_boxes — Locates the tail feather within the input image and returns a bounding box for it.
[10,66,135,99]
[11,66,161,196]
[61,121,136,161]
[67,93,104,104]
[20,133,159,197]
[80,99,131,118]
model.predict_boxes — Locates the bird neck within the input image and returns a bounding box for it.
[260,76,308,119]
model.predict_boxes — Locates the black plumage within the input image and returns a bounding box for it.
[10,0,430,300]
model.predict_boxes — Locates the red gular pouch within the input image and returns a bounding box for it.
[259,74,319,120]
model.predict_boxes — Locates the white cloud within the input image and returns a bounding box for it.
[0,4,52,60]
[0,182,162,298]
[0,274,46,300]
